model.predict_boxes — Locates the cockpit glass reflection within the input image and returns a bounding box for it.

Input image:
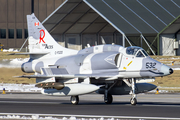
[136,51,144,57]
[126,46,148,57]
[142,50,148,56]
[126,46,141,55]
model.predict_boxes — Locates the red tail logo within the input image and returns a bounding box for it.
[39,29,45,43]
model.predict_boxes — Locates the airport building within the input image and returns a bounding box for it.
[0,0,65,50]
[0,0,180,56]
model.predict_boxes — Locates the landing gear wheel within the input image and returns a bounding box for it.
[70,96,79,105]
[104,94,113,104]
[130,98,137,106]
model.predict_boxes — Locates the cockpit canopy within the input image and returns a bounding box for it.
[126,46,148,57]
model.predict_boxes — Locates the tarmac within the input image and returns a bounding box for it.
[0,93,180,119]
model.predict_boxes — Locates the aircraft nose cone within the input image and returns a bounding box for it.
[169,68,173,74]
[161,65,173,76]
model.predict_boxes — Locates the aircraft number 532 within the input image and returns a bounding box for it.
[146,62,156,68]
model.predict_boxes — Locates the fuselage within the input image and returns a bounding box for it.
[22,45,173,78]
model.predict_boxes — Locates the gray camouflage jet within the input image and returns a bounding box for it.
[15,14,173,105]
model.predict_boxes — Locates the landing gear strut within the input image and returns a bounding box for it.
[104,93,113,104]
[130,78,137,106]
[70,96,79,105]
[104,81,117,104]
[104,84,113,104]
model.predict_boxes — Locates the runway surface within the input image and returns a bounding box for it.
[0,93,180,119]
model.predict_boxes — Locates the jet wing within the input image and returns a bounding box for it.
[15,73,123,80]
[15,69,163,80]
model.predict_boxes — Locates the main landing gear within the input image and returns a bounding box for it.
[104,81,117,104]
[70,96,79,105]
[104,93,113,104]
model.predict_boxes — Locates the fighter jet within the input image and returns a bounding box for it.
[15,13,173,105]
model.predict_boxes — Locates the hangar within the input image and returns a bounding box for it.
[40,0,180,55]
[1,0,180,56]
[158,15,180,56]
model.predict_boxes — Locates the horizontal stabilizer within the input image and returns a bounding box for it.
[14,74,78,79]
[8,52,49,55]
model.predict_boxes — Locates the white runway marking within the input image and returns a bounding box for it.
[0,113,179,120]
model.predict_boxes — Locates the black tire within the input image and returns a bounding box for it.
[70,96,79,105]
[104,94,113,104]
[130,98,137,106]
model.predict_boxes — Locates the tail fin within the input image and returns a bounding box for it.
[27,13,77,56]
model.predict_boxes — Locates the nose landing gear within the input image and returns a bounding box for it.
[130,78,137,106]
[123,78,138,105]
[130,97,137,105]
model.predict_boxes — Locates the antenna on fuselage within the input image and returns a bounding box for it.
[87,44,90,47]
[101,36,115,45]
[101,36,106,45]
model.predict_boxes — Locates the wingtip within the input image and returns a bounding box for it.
[13,76,22,78]
[7,53,16,55]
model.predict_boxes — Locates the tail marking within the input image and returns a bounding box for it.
[39,29,45,43]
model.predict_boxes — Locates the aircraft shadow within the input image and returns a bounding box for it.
[62,101,180,106]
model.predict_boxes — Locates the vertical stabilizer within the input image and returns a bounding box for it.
[27,13,78,56]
